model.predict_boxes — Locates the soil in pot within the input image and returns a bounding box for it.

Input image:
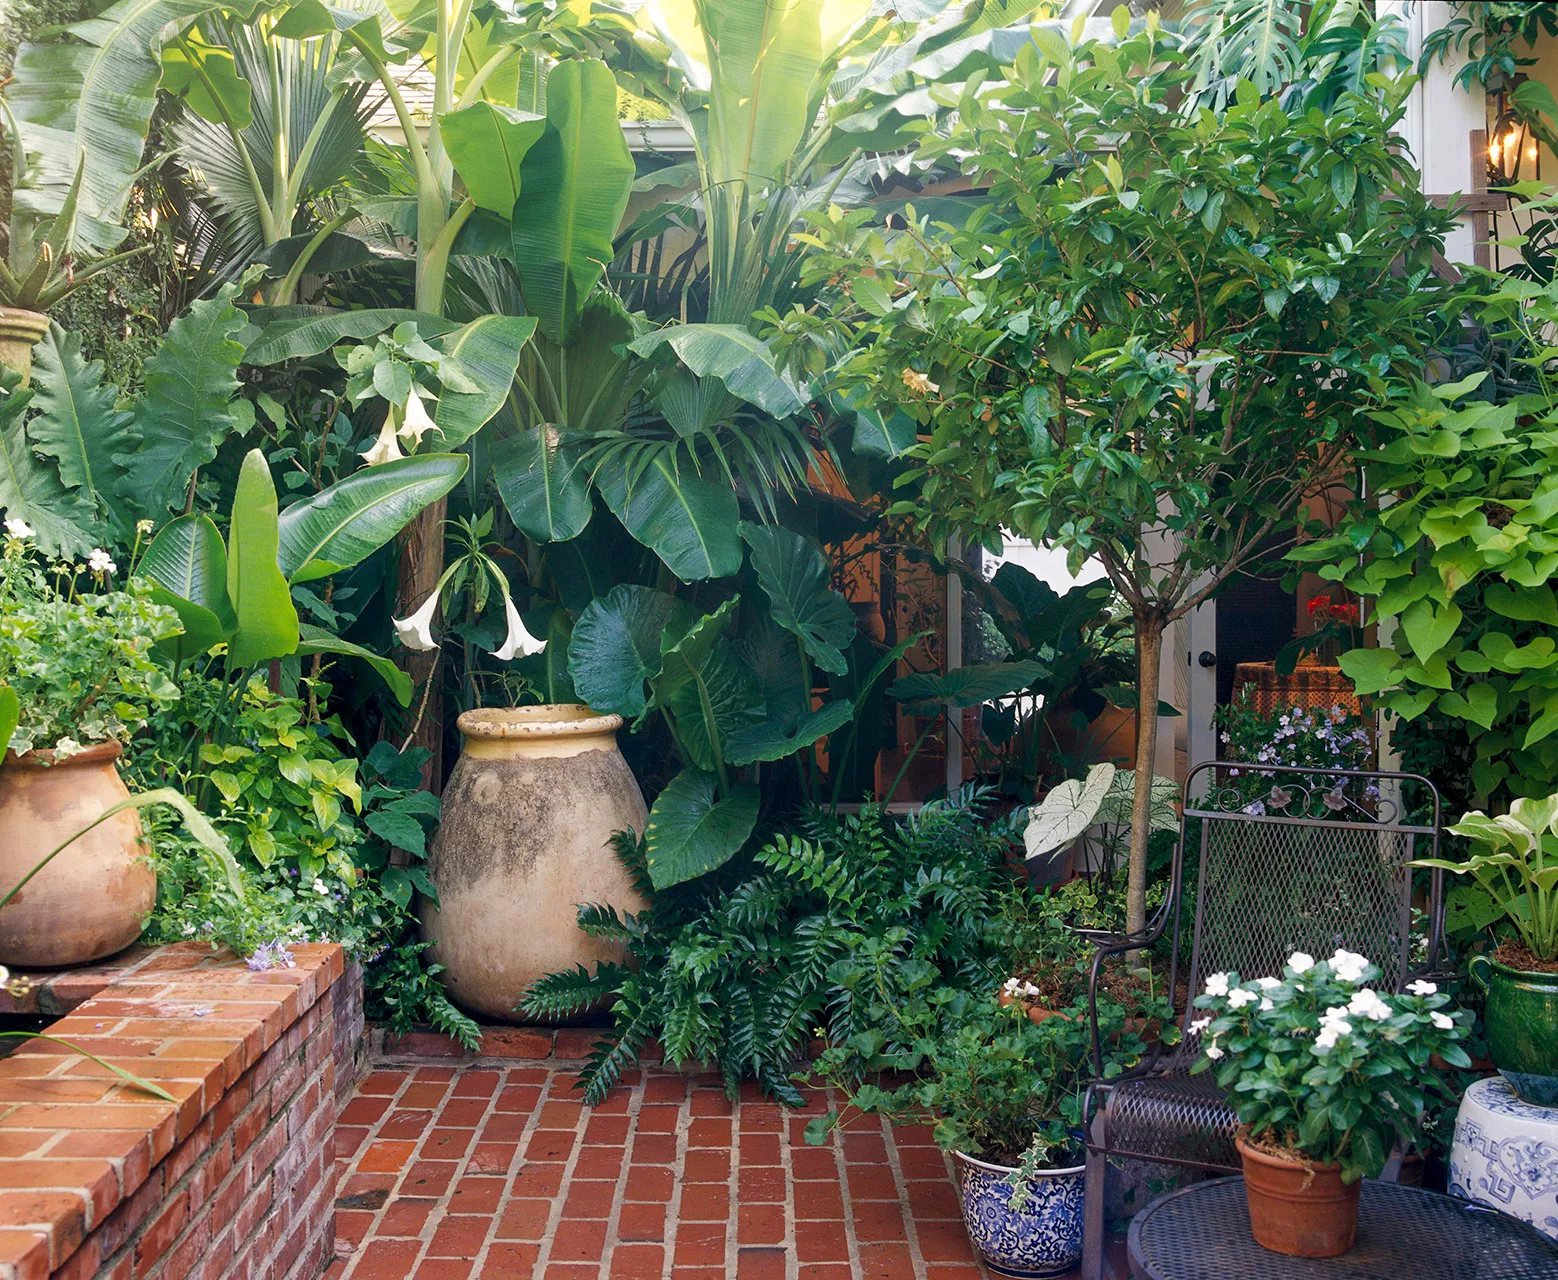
[1236,1131,1360,1258]
[0,743,157,967]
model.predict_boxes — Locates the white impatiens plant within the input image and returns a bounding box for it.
[1190,950,1471,1182]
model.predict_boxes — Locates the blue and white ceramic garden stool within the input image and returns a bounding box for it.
[1450,1076,1558,1242]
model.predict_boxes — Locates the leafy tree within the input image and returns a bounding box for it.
[772,15,1454,933]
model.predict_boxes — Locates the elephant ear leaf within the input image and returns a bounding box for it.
[889,660,1047,710]
[567,584,685,719]
[28,324,134,530]
[278,452,468,583]
[0,370,97,556]
[596,451,742,583]
[725,699,854,766]
[739,522,855,675]
[225,449,298,668]
[139,513,236,661]
[121,284,253,516]
[643,769,760,890]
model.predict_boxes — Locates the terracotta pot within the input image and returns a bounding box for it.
[421,705,650,1022]
[1236,1135,1360,1258]
[0,309,51,384]
[0,742,156,966]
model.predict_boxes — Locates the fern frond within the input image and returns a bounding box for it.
[519,963,619,1019]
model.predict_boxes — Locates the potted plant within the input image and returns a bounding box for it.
[1191,950,1471,1258]
[1419,795,1558,1105]
[809,989,1153,1278]
[0,524,182,965]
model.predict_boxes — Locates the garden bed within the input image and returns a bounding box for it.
[0,942,361,1280]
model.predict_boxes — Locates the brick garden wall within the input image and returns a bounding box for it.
[0,942,362,1280]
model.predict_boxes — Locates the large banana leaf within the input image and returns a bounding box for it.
[490,426,593,543]
[430,315,536,447]
[296,624,412,706]
[738,522,855,676]
[245,309,457,365]
[121,285,254,516]
[278,452,468,582]
[696,0,824,192]
[441,102,547,215]
[225,449,299,667]
[139,513,236,660]
[629,324,808,419]
[27,325,134,528]
[0,372,96,556]
[595,451,742,583]
[7,0,242,241]
[643,767,759,889]
[567,584,685,719]
[510,58,635,343]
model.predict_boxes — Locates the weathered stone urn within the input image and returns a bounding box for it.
[0,742,157,966]
[421,705,649,1021]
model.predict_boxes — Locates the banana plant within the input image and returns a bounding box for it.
[138,447,467,697]
[564,524,858,888]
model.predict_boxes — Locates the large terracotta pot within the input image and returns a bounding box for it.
[1470,952,1558,1106]
[421,705,650,1022]
[0,742,157,966]
[0,309,51,383]
[1236,1134,1360,1258]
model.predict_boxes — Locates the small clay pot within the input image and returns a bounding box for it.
[0,308,50,384]
[1236,1134,1360,1258]
[0,742,156,966]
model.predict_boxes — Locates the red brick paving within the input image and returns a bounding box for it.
[329,1055,1125,1279]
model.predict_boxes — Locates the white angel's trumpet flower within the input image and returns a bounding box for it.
[393,591,440,652]
[493,591,547,660]
[397,386,438,448]
[362,414,405,466]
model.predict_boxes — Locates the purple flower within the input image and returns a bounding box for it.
[245,940,297,971]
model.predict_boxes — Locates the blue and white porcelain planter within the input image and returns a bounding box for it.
[952,1150,1085,1278]
[1449,1075,1558,1241]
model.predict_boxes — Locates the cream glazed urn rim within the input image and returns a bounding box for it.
[456,703,624,742]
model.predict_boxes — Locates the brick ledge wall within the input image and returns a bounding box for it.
[0,941,362,1280]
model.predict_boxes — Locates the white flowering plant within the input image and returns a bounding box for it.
[1189,950,1472,1182]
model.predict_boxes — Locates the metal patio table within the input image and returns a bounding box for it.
[1126,1176,1558,1279]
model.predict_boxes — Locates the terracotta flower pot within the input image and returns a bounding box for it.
[421,705,650,1022]
[0,742,157,967]
[0,309,51,384]
[1236,1134,1360,1258]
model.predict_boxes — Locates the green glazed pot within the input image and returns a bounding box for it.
[1470,953,1558,1107]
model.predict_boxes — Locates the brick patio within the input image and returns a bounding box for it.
[327,1055,1059,1280]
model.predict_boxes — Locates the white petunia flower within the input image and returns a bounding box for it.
[1329,949,1371,984]
[3,518,34,539]
[362,417,406,465]
[1204,1042,1224,1060]
[1430,1011,1454,1030]
[1204,972,1230,997]
[1227,988,1257,1009]
[1190,1017,1211,1034]
[1288,952,1316,974]
[396,386,438,448]
[88,547,116,575]
[393,592,440,652]
[492,592,547,661]
[1407,980,1438,997]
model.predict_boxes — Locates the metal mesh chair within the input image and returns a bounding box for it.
[1078,763,1446,1280]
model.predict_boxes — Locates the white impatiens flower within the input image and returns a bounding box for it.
[393,592,440,652]
[1430,1011,1454,1030]
[1203,972,1230,997]
[1329,949,1371,984]
[1227,988,1258,1009]
[1407,980,1438,997]
[88,547,116,575]
[3,518,34,539]
[312,878,329,895]
[1256,976,1283,990]
[396,386,438,448]
[362,417,406,465]
[492,592,547,661]
[1314,1027,1341,1054]
[1287,952,1316,974]
[1347,988,1392,1023]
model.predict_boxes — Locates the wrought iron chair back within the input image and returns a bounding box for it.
[1165,762,1444,1063]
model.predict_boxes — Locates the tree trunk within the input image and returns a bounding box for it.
[1128,612,1164,940]
[397,496,446,791]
